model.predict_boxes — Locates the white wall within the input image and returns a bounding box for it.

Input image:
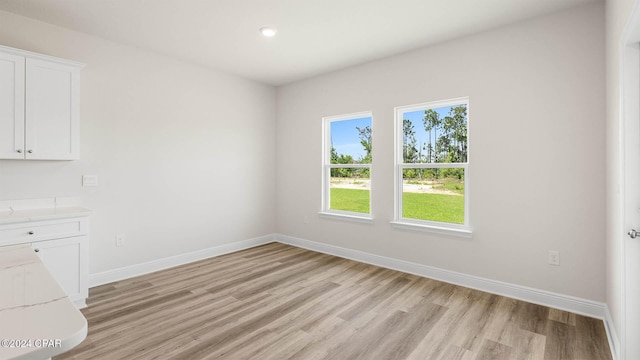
[0,11,277,274]
[277,3,606,301]
[606,0,636,355]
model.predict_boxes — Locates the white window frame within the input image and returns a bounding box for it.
[391,97,471,238]
[320,111,373,223]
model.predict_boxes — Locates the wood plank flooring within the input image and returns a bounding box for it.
[55,243,612,360]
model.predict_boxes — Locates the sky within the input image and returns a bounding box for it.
[330,106,455,159]
[330,116,371,160]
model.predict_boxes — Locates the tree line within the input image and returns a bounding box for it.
[403,105,467,180]
[330,125,371,178]
[403,105,467,164]
[329,104,467,180]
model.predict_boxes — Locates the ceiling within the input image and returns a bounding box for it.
[0,0,598,86]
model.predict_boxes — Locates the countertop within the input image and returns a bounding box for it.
[0,244,87,360]
[0,207,92,225]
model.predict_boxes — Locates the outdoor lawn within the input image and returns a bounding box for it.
[402,191,464,224]
[330,188,370,213]
[329,181,464,224]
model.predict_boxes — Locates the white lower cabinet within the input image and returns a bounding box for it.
[32,236,88,307]
[0,216,89,308]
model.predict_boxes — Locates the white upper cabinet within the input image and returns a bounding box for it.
[25,58,81,160]
[0,45,83,160]
[0,52,25,159]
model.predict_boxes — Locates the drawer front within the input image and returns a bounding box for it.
[0,220,84,245]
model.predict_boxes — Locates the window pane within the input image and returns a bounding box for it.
[402,104,467,164]
[402,168,464,224]
[330,116,372,164]
[330,167,370,213]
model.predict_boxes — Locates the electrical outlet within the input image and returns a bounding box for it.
[548,250,560,266]
[116,234,125,247]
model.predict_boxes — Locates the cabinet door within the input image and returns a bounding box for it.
[0,52,25,159]
[31,236,86,302]
[25,58,80,160]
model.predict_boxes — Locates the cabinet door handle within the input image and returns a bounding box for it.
[34,248,39,253]
[27,150,33,154]
[28,231,34,235]
[16,149,22,153]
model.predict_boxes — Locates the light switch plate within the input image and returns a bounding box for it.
[82,175,98,187]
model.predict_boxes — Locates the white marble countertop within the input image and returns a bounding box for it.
[0,206,92,225]
[0,245,87,360]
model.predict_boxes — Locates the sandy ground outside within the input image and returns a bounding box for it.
[330,178,462,196]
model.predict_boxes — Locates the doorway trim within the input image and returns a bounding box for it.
[617,1,640,359]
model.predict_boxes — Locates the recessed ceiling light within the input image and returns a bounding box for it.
[260,27,277,37]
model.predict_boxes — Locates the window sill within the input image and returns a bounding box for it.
[318,211,374,224]
[389,221,472,238]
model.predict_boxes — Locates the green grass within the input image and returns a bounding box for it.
[330,188,370,213]
[330,187,464,224]
[431,179,464,195]
[403,192,464,224]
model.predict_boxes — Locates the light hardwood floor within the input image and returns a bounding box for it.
[55,243,612,360]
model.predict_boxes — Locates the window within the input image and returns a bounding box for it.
[321,112,372,221]
[392,98,470,237]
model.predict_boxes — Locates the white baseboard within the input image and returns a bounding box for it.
[604,305,621,360]
[275,233,607,320]
[89,234,275,287]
